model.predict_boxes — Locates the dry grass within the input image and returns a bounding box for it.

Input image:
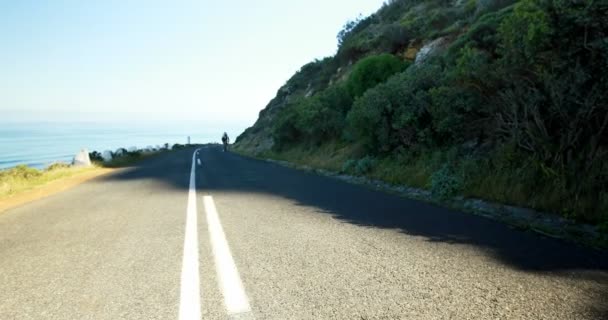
[1,164,100,197]
[0,164,114,213]
[256,141,361,172]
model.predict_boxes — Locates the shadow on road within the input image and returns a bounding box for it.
[100,145,608,317]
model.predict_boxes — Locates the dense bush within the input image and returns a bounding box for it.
[427,85,483,144]
[346,53,408,98]
[498,0,552,66]
[336,15,377,63]
[355,156,376,175]
[272,84,353,149]
[346,64,441,153]
[251,0,608,223]
[294,96,344,144]
[476,0,518,16]
[317,84,353,115]
[342,156,376,175]
[89,151,104,162]
[342,159,357,174]
[272,106,301,150]
[430,164,463,200]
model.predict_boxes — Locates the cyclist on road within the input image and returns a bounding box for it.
[221,132,230,152]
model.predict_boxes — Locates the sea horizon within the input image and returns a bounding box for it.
[0,121,246,170]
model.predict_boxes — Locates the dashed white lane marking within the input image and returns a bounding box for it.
[197,159,201,166]
[178,149,202,320]
[204,195,253,317]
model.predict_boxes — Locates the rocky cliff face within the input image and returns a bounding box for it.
[234,84,292,154]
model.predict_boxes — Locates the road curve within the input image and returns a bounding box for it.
[1,146,607,319]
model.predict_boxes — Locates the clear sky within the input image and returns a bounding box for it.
[1,0,385,133]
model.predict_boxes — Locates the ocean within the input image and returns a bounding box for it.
[0,122,239,170]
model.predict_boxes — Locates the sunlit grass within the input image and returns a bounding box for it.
[0,164,103,198]
[0,148,170,199]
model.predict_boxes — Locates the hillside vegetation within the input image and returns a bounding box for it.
[235,0,608,225]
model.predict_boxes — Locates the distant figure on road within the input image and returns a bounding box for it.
[222,132,230,152]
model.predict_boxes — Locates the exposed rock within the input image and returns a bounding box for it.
[304,83,315,98]
[72,149,92,167]
[402,39,423,61]
[415,37,450,64]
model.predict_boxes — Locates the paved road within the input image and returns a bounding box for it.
[1,146,607,319]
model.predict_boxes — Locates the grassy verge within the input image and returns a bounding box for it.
[236,142,608,228]
[0,147,176,213]
[236,142,608,247]
[254,141,360,172]
[0,164,107,198]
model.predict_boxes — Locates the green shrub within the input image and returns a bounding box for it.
[318,85,353,115]
[4,165,42,179]
[294,96,344,145]
[346,53,408,98]
[498,0,552,66]
[447,6,512,57]
[342,159,357,173]
[89,151,104,162]
[377,0,411,22]
[464,0,478,16]
[476,0,517,16]
[342,156,376,175]
[346,64,442,153]
[355,156,376,175]
[430,164,463,200]
[400,10,425,37]
[336,15,377,63]
[272,84,353,149]
[287,58,335,93]
[375,23,410,53]
[428,84,485,144]
[346,81,393,152]
[272,106,300,150]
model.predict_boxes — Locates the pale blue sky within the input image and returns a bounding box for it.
[1,0,385,133]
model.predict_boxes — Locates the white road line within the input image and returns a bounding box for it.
[204,195,253,316]
[178,150,202,320]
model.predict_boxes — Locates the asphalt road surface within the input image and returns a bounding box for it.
[1,146,607,319]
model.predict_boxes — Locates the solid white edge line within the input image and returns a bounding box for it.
[178,149,202,320]
[204,195,252,316]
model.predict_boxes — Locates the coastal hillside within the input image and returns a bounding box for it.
[234,0,608,224]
